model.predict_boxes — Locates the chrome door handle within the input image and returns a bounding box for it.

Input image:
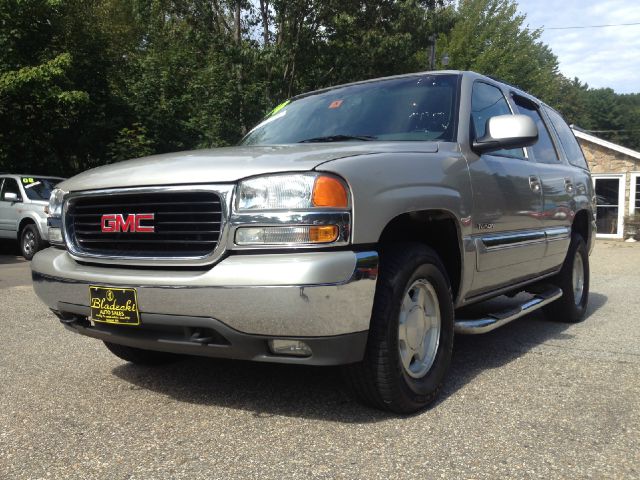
[529,175,541,193]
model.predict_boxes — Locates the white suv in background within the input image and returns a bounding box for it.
[0,174,65,259]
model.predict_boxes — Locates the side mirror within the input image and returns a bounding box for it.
[473,114,538,154]
[3,192,20,202]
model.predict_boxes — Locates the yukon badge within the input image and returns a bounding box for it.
[101,213,155,233]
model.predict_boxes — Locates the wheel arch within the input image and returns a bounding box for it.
[378,209,463,302]
[18,216,37,239]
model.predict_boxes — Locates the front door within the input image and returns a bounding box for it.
[467,82,545,296]
[0,177,22,237]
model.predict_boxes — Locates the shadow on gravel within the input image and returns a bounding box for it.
[111,291,607,422]
[440,291,607,406]
[0,239,23,264]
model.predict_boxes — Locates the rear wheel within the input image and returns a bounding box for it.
[103,341,179,365]
[343,243,454,413]
[20,224,44,260]
[543,233,589,323]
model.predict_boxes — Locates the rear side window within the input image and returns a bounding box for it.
[513,97,559,164]
[471,82,524,159]
[544,107,589,170]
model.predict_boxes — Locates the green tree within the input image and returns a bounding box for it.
[0,0,137,174]
[1,0,638,176]
[438,0,559,97]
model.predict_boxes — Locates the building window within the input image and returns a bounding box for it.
[593,174,625,239]
[631,173,640,216]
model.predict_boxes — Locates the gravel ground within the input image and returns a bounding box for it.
[0,241,639,479]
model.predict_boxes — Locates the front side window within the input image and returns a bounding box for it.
[471,82,524,159]
[1,178,21,201]
[20,177,62,201]
[241,74,459,145]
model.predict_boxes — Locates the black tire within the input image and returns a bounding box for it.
[20,223,44,260]
[103,341,179,365]
[343,243,454,414]
[543,233,589,323]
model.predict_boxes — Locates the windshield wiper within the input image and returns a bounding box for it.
[298,134,377,143]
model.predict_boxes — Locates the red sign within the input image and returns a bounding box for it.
[101,213,155,233]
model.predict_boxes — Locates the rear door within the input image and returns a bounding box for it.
[511,96,574,272]
[544,106,595,245]
[466,82,545,296]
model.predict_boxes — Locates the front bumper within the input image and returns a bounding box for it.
[37,215,50,242]
[31,248,378,365]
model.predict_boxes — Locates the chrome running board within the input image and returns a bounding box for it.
[454,286,563,335]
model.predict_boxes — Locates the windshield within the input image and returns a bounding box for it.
[241,74,459,145]
[21,177,63,201]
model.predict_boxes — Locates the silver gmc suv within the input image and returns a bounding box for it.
[32,71,595,412]
[0,174,64,259]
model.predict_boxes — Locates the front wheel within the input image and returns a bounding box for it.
[20,224,44,260]
[543,233,590,323]
[343,243,454,413]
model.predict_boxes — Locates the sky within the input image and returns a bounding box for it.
[515,0,640,93]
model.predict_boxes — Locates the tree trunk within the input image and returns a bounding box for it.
[259,0,269,46]
[234,1,241,44]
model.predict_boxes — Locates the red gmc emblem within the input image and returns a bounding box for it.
[101,213,155,233]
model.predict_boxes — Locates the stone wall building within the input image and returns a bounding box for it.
[572,128,640,239]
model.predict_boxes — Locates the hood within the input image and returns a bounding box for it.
[58,144,412,192]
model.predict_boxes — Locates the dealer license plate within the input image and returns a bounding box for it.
[89,286,140,326]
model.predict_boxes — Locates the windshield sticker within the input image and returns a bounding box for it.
[329,100,343,109]
[269,100,290,117]
[23,181,42,189]
[21,177,36,184]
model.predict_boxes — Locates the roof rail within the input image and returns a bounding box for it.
[485,75,523,92]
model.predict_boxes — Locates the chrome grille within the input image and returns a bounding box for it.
[66,191,223,258]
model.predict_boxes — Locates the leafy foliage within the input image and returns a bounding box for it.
[0,0,638,176]
[437,0,559,97]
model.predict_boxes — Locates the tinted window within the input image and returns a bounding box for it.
[544,107,589,169]
[1,177,21,200]
[241,74,459,145]
[21,177,62,201]
[471,82,524,159]
[514,97,559,164]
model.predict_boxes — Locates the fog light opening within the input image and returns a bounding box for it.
[235,225,339,246]
[268,339,312,357]
[48,227,63,245]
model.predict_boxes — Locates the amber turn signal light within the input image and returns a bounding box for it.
[312,176,348,208]
[308,225,339,243]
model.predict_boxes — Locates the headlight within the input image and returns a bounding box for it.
[46,188,66,246]
[47,188,66,218]
[237,173,349,211]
